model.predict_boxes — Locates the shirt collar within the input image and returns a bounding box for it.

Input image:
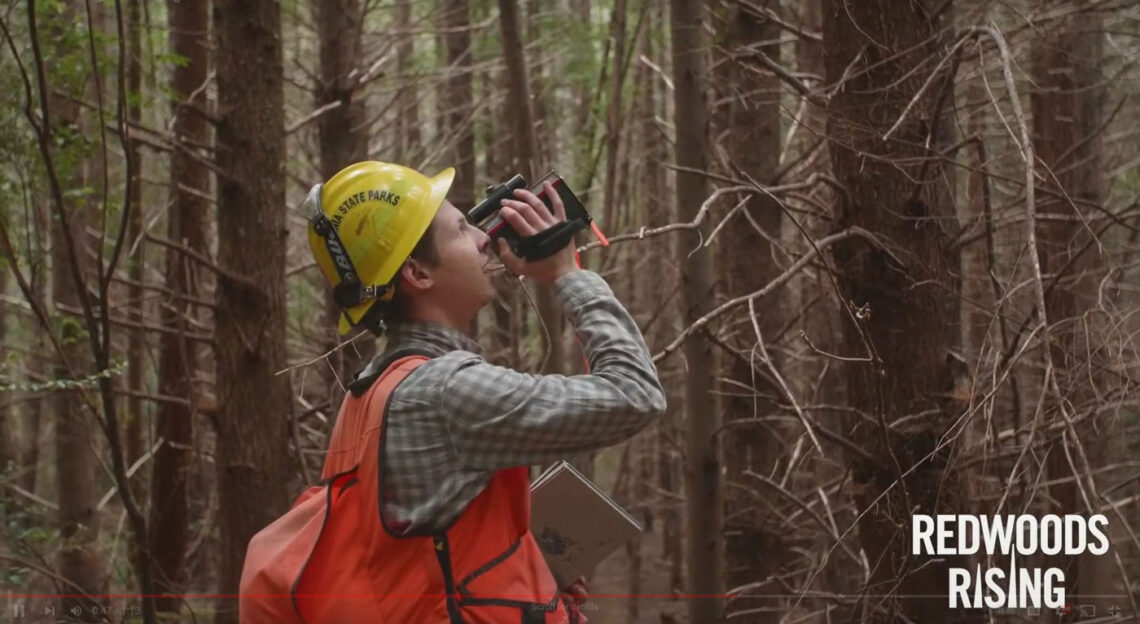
[383,320,484,357]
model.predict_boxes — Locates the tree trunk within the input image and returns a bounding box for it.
[47,2,106,615]
[496,0,565,375]
[212,1,293,621]
[643,5,683,600]
[714,0,786,613]
[442,0,475,212]
[314,0,372,414]
[1031,8,1116,610]
[670,1,723,621]
[22,201,49,498]
[482,63,520,368]
[957,7,1003,561]
[625,24,665,613]
[395,0,421,163]
[599,0,627,254]
[124,0,146,472]
[525,0,551,164]
[823,1,959,621]
[124,0,149,601]
[0,267,13,478]
[793,0,850,605]
[52,163,106,624]
[148,0,210,614]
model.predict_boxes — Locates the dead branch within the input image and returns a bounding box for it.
[653,227,883,363]
[748,297,824,456]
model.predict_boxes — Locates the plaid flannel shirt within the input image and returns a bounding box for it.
[369,270,666,536]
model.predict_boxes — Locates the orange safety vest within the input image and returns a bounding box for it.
[239,353,570,623]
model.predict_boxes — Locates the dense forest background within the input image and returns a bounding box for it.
[2,0,1140,622]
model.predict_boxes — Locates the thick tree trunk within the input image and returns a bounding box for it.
[1031,9,1116,610]
[314,0,372,413]
[316,0,366,173]
[714,1,785,611]
[148,0,210,614]
[823,1,959,621]
[52,170,106,624]
[670,1,723,621]
[212,1,293,621]
[50,142,107,618]
[46,2,105,615]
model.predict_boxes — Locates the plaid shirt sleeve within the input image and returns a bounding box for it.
[430,270,666,469]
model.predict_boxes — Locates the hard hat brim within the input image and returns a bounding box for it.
[338,166,455,335]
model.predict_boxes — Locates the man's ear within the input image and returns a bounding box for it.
[397,258,434,294]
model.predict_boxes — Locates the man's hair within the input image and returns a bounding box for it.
[382,221,438,323]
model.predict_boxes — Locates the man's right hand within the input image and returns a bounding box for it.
[495,182,579,284]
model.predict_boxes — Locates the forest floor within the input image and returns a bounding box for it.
[588,442,687,624]
[592,528,687,624]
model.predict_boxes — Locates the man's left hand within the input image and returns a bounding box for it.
[560,575,589,623]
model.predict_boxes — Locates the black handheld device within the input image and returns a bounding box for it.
[467,172,593,262]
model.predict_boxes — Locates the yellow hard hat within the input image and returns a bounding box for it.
[302,161,454,334]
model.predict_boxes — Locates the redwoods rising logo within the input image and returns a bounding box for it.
[911,515,1110,609]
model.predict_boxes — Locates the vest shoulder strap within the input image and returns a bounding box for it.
[347,347,436,397]
[321,351,432,480]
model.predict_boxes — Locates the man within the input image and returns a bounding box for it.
[240,161,665,624]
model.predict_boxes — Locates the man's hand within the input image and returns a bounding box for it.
[560,575,589,623]
[496,182,579,284]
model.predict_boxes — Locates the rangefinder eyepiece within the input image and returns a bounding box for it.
[468,174,528,225]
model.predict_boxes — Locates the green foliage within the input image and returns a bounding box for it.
[155,50,188,69]
[58,315,87,345]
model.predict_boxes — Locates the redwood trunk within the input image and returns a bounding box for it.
[670,0,723,621]
[48,3,105,615]
[124,0,146,471]
[212,1,293,621]
[714,1,786,613]
[1031,9,1115,609]
[148,0,210,613]
[314,0,372,412]
[823,1,959,621]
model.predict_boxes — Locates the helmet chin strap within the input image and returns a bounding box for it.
[305,183,394,319]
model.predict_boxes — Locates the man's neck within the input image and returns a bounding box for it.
[403,305,472,335]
